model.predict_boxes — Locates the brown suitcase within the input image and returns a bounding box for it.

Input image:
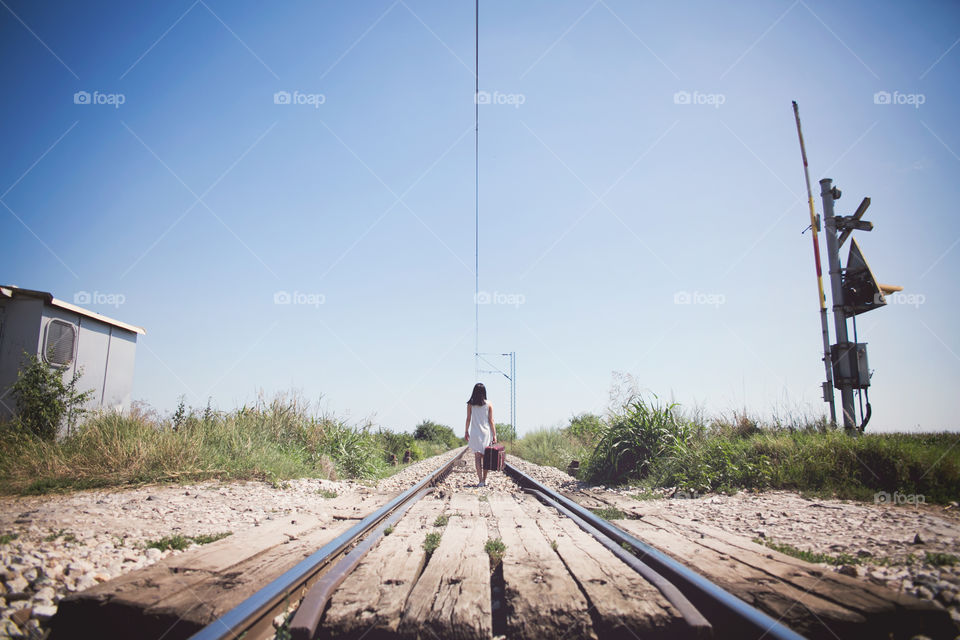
[483,444,505,471]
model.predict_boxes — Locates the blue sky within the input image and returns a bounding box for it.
[2,1,958,434]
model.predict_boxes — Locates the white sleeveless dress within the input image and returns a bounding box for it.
[468,402,492,453]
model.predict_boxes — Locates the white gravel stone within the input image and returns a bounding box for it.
[2,577,27,596]
[29,587,54,604]
[31,605,57,622]
[0,618,21,638]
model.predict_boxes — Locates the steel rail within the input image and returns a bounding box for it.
[524,488,712,638]
[505,463,808,640]
[188,447,468,640]
[288,467,443,640]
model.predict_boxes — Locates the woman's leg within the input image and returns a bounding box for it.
[474,452,484,484]
[481,466,488,484]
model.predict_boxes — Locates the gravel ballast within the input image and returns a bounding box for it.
[2,449,959,636]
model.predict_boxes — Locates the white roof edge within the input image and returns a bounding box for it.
[1,286,146,335]
[49,298,146,335]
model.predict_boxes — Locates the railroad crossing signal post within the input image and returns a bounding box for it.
[818,178,901,432]
[793,103,902,433]
[820,179,857,430]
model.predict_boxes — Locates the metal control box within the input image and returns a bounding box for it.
[831,342,870,390]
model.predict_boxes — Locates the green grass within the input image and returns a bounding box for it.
[383,525,394,536]
[925,551,960,566]
[0,533,18,545]
[485,538,506,566]
[317,489,338,498]
[755,539,863,566]
[42,529,77,543]
[0,393,459,495]
[146,532,232,551]
[190,532,232,545]
[433,514,449,527]
[505,427,591,478]
[590,507,627,520]
[754,539,936,567]
[423,532,442,555]
[506,395,960,504]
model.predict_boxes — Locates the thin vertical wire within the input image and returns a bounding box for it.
[474,0,479,381]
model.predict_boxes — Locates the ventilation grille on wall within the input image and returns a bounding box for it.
[45,320,76,366]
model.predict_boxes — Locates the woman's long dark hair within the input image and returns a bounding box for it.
[467,383,487,406]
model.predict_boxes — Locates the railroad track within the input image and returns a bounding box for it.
[52,449,955,639]
[181,449,803,640]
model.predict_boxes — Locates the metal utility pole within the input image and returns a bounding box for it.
[820,179,857,431]
[792,102,836,425]
[508,351,516,432]
[478,351,516,432]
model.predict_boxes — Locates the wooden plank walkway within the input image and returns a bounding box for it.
[489,493,597,640]
[321,490,698,640]
[579,491,956,640]
[399,493,491,639]
[50,492,397,640]
[525,495,700,639]
[319,494,447,639]
[49,471,957,640]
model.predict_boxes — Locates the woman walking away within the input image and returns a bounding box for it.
[464,383,497,487]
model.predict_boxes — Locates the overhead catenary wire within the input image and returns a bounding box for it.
[474,0,480,381]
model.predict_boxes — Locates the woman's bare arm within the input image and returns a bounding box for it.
[465,405,471,441]
[488,404,496,442]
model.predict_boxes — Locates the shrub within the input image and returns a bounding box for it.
[504,390,960,503]
[10,354,93,440]
[584,395,694,484]
[0,393,397,494]
[567,413,604,443]
[496,423,517,442]
[413,420,460,448]
[377,429,418,463]
[507,427,591,477]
